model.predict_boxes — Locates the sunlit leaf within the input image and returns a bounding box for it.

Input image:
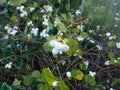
[75,70,84,80]
[38,84,51,90]
[58,81,69,90]
[40,68,57,86]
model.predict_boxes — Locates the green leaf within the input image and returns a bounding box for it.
[70,0,82,9]
[13,79,21,86]
[32,70,40,78]
[43,41,53,52]
[38,68,57,86]
[17,58,23,67]
[75,70,84,80]
[41,68,57,86]
[85,75,96,86]
[111,78,120,87]
[61,14,67,20]
[32,13,37,20]
[23,75,33,86]
[43,68,57,85]
[108,41,115,47]
[79,63,87,70]
[1,82,12,90]
[37,75,46,83]
[0,39,8,47]
[116,59,120,65]
[37,68,52,83]
[0,0,6,4]
[55,17,66,32]
[11,40,22,51]
[71,69,78,79]
[58,81,69,90]
[108,52,115,64]
[38,84,51,90]
[46,75,57,86]
[80,32,88,38]
[95,87,101,90]
[66,39,80,55]
[9,0,27,6]
[48,28,57,35]
[2,47,12,55]
[65,4,70,11]
[111,35,117,40]
[33,2,38,8]
[10,16,17,22]
[58,23,66,32]
[71,69,84,80]
[43,36,54,52]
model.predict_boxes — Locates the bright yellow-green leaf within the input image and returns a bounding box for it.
[71,69,84,80]
[46,75,57,86]
[75,71,84,80]
[58,81,69,90]
[10,16,17,22]
[112,35,117,39]
[42,68,57,86]
[38,84,52,90]
[108,52,115,64]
